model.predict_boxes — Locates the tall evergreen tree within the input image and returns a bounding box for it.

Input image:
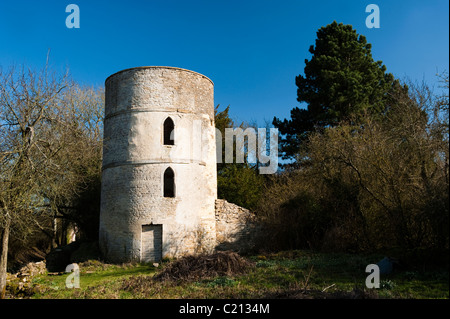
[273,21,400,161]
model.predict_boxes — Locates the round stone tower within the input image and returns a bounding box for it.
[99,66,217,263]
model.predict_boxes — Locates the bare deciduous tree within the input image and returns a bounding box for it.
[0,63,71,297]
[306,75,449,250]
[0,63,104,298]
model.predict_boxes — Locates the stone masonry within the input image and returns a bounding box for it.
[215,199,259,253]
[99,66,257,263]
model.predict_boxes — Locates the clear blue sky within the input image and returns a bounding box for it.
[1,0,448,125]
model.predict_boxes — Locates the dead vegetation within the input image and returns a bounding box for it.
[120,251,255,298]
[152,251,254,282]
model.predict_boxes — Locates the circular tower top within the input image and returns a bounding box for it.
[105,66,214,85]
[104,66,214,120]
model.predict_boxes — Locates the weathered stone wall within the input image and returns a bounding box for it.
[99,67,217,263]
[215,199,259,253]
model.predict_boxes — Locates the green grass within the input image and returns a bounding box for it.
[8,250,449,299]
[29,261,157,299]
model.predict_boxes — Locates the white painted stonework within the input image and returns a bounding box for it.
[99,67,218,262]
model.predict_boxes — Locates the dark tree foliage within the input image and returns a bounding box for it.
[217,164,264,211]
[273,21,399,161]
[214,105,264,210]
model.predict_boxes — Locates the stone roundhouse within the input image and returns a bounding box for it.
[99,66,255,263]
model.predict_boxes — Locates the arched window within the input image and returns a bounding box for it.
[163,117,174,145]
[163,167,175,198]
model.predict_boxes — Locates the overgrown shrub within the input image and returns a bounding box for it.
[256,78,449,253]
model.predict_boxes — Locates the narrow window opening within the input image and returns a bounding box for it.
[163,167,175,198]
[163,117,174,145]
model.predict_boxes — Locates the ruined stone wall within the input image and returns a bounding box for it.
[215,199,259,253]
